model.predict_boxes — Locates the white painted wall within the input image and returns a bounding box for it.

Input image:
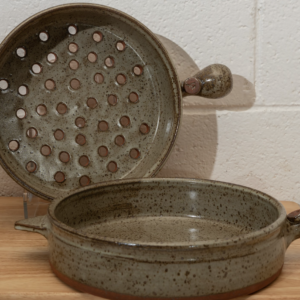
[0,0,299,203]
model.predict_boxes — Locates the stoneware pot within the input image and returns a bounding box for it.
[15,178,300,300]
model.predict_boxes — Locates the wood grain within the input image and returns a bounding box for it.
[0,197,300,300]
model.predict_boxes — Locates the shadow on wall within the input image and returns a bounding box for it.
[156,35,256,179]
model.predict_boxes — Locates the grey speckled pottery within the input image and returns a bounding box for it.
[0,3,232,201]
[15,178,300,300]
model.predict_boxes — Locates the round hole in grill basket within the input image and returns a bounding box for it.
[133,65,143,76]
[94,73,104,84]
[69,60,79,70]
[75,134,86,145]
[39,31,49,42]
[88,52,97,63]
[93,31,103,42]
[54,171,65,183]
[140,123,150,134]
[56,103,67,114]
[32,63,42,74]
[8,140,19,152]
[68,25,77,35]
[54,129,64,141]
[36,104,47,116]
[16,108,26,119]
[107,161,118,173]
[68,43,78,53]
[26,127,38,138]
[107,94,118,106]
[98,121,108,132]
[98,146,108,157]
[105,56,114,68]
[130,148,140,159]
[120,116,130,127]
[18,85,28,96]
[79,155,89,167]
[40,145,51,156]
[116,74,126,85]
[16,47,26,58]
[0,80,9,90]
[115,135,125,146]
[45,79,56,90]
[79,175,91,187]
[129,92,139,103]
[116,41,126,51]
[87,97,98,109]
[70,78,80,90]
[47,53,57,63]
[75,117,85,128]
[26,161,37,173]
[59,151,70,163]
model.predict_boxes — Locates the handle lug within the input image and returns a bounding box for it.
[287,209,300,223]
[15,215,48,239]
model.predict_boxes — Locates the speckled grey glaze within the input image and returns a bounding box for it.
[15,178,300,299]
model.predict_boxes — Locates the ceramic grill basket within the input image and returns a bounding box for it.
[0,3,231,200]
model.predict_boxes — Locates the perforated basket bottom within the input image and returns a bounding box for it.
[0,5,180,200]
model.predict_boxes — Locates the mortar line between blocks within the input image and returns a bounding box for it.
[253,0,258,86]
[183,106,300,115]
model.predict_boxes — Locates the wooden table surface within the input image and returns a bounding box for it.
[1,197,300,300]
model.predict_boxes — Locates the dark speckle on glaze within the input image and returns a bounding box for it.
[78,216,252,244]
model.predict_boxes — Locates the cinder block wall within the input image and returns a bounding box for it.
[1,0,299,203]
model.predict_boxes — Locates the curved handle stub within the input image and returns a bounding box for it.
[287,209,300,223]
[182,64,233,99]
[15,215,49,239]
[285,209,300,247]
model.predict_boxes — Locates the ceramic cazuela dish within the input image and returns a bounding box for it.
[15,178,300,299]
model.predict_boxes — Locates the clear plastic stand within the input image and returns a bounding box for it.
[23,190,50,219]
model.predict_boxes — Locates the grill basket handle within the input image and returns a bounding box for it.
[182,64,233,99]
